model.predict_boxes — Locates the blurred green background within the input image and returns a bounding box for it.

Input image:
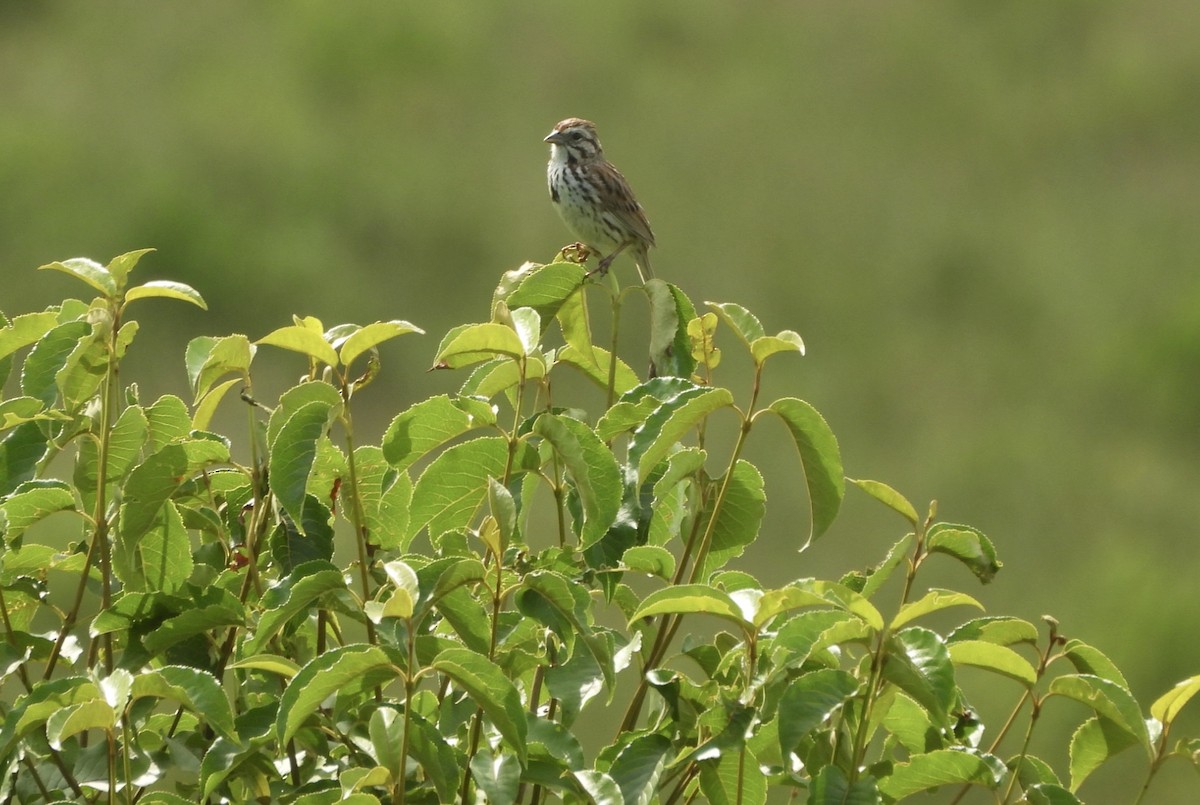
[3,1,1198,798]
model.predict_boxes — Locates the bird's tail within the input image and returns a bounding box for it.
[636,247,653,283]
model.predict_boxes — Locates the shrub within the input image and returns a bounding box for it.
[0,249,1196,803]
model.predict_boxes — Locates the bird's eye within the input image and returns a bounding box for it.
[569,132,582,140]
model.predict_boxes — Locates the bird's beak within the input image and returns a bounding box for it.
[544,131,565,145]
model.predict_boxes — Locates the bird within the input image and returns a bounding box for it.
[544,118,656,283]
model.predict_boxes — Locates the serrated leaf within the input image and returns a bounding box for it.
[0,422,51,497]
[246,562,347,653]
[1151,675,1200,727]
[337,319,423,368]
[630,384,734,485]
[891,589,984,630]
[882,627,956,726]
[750,330,805,364]
[227,654,301,678]
[1047,674,1150,751]
[124,280,207,309]
[105,247,156,288]
[268,398,340,530]
[948,640,1037,687]
[1061,639,1128,688]
[408,436,538,542]
[186,334,254,400]
[39,257,116,296]
[849,477,919,526]
[46,699,115,748]
[0,481,76,542]
[622,545,676,579]
[646,280,698,379]
[697,747,766,805]
[257,324,340,367]
[381,394,497,470]
[142,603,245,655]
[608,732,670,805]
[807,765,880,805]
[926,522,1002,583]
[558,344,640,394]
[433,647,528,763]
[948,616,1040,647]
[763,397,843,545]
[696,459,766,580]
[433,322,525,368]
[21,320,91,406]
[628,584,750,633]
[469,747,520,805]
[706,301,765,345]
[131,666,237,742]
[777,669,859,755]
[277,645,399,744]
[533,413,621,548]
[145,394,193,451]
[1068,715,1140,791]
[876,749,1005,799]
[0,311,60,362]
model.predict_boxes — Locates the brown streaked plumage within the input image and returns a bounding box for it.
[544,118,655,282]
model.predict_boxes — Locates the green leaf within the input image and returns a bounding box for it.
[558,344,640,394]
[105,247,156,288]
[406,712,463,801]
[432,647,528,764]
[277,645,400,744]
[882,627,956,726]
[849,477,920,527]
[502,260,587,311]
[21,320,91,406]
[646,279,698,379]
[533,413,621,548]
[142,603,245,655]
[145,394,193,451]
[46,698,115,747]
[408,436,538,542]
[337,319,423,368]
[764,398,843,544]
[695,460,766,580]
[0,422,51,497]
[791,578,885,631]
[877,749,1005,799]
[926,522,1002,583]
[750,329,805,365]
[630,384,734,485]
[1068,715,1140,791]
[706,301,765,345]
[124,280,207,309]
[608,732,671,805]
[807,765,880,805]
[381,394,497,470]
[39,257,117,296]
[777,669,859,756]
[131,666,237,742]
[1047,674,1150,751]
[697,747,766,805]
[433,322,525,368]
[1151,675,1200,727]
[469,747,521,805]
[622,545,676,579]
[1061,639,1128,688]
[1024,784,1083,805]
[0,481,76,542]
[257,324,340,367]
[120,439,230,543]
[572,769,624,805]
[947,640,1038,687]
[268,398,341,530]
[114,499,193,593]
[861,533,915,600]
[227,654,301,679]
[948,616,1039,647]
[349,444,411,550]
[246,563,347,654]
[186,334,254,400]
[628,584,750,633]
[891,588,983,630]
[0,311,60,362]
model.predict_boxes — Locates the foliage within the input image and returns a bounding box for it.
[1,249,1197,804]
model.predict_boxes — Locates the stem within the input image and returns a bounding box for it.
[339,400,378,647]
[607,292,622,408]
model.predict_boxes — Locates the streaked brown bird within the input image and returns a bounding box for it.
[544,118,656,283]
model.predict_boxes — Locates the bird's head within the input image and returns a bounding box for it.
[545,118,603,165]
